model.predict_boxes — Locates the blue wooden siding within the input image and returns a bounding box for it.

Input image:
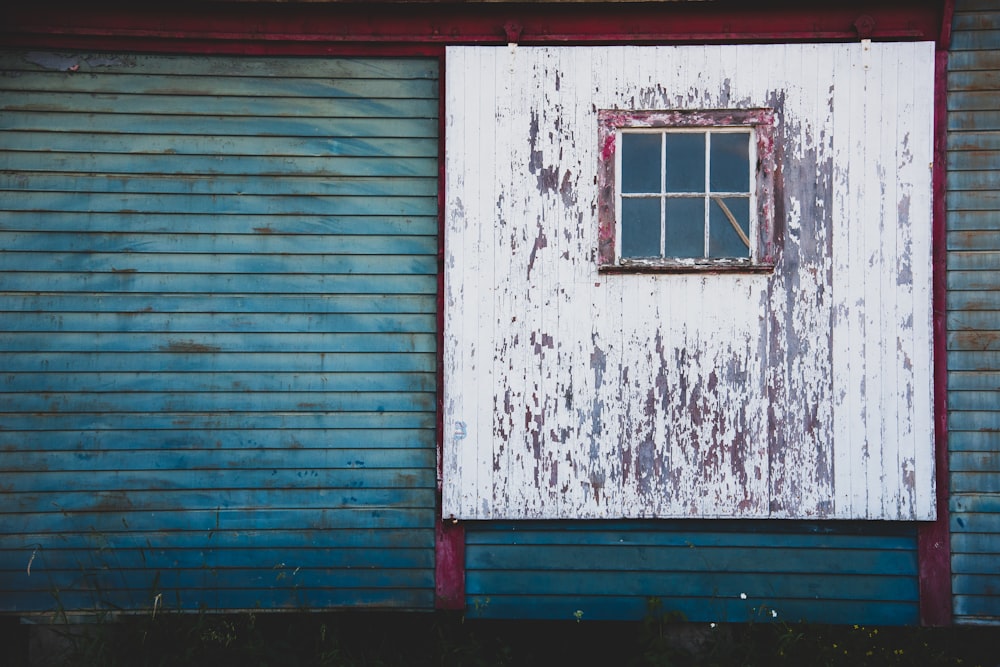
[948,0,1000,625]
[465,521,918,624]
[0,52,439,612]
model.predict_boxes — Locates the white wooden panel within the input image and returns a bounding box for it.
[443,43,936,521]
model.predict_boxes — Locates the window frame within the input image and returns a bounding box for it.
[597,108,778,273]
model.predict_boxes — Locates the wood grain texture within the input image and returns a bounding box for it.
[0,51,439,613]
[444,43,935,521]
[948,0,1000,625]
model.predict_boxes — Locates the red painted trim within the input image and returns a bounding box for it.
[918,4,954,625]
[435,519,466,610]
[938,0,956,50]
[1,4,941,53]
[434,53,466,610]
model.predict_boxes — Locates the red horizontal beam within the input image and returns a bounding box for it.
[1,3,942,54]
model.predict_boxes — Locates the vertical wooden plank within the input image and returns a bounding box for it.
[879,44,903,518]
[911,42,938,518]
[831,40,856,517]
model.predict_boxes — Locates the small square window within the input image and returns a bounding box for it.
[598,109,777,273]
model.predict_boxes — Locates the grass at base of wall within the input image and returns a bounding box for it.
[1,611,996,667]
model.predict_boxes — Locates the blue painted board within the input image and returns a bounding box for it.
[947,5,1000,623]
[0,51,440,613]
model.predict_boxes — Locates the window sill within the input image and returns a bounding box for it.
[599,259,776,274]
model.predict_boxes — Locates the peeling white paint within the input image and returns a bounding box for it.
[443,43,936,521]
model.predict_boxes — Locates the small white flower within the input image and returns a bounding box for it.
[739,593,747,600]
[710,623,717,629]
[771,609,778,618]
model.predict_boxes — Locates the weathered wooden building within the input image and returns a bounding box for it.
[0,0,995,625]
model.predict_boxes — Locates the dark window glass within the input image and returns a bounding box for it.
[710,132,750,193]
[664,197,704,258]
[621,134,661,194]
[664,133,705,193]
[621,198,661,258]
[708,197,751,258]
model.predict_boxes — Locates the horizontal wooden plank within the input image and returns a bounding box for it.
[948,330,1000,351]
[465,570,916,601]
[0,112,439,138]
[0,72,439,99]
[947,209,1000,231]
[953,594,1000,619]
[949,110,1000,132]
[0,466,436,493]
[1,130,439,158]
[951,29,1000,51]
[947,430,1000,451]
[952,552,1000,575]
[952,472,1000,493]
[948,70,1000,92]
[1,546,435,573]
[464,525,917,549]
[2,527,434,551]
[949,130,1000,153]
[948,149,1000,172]
[947,269,1000,289]
[949,91,1000,114]
[0,231,437,255]
[951,451,1000,472]
[954,12,1000,31]
[0,212,438,236]
[8,561,434,597]
[948,252,1000,271]
[949,49,1000,74]
[2,489,434,516]
[0,293,436,315]
[0,311,437,334]
[0,332,436,353]
[459,594,917,625]
[0,272,438,294]
[951,511,1000,533]
[0,173,437,198]
[1,152,438,177]
[0,507,436,533]
[948,311,1000,330]
[0,587,434,614]
[949,409,1000,430]
[949,291,1000,311]
[0,370,436,393]
[0,252,438,277]
[0,389,436,414]
[952,574,1000,597]
[948,193,1000,213]
[2,53,438,79]
[0,92,440,120]
[0,411,436,431]
[0,192,437,217]
[0,428,434,452]
[0,351,436,374]
[947,169,1000,191]
[948,370,1000,390]
[5,447,435,473]
[467,545,915,576]
[951,493,1000,513]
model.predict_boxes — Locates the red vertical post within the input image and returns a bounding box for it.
[918,0,954,628]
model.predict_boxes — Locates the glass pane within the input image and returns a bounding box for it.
[621,198,662,258]
[708,197,751,258]
[664,197,704,258]
[621,133,661,193]
[664,133,705,193]
[710,132,750,193]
